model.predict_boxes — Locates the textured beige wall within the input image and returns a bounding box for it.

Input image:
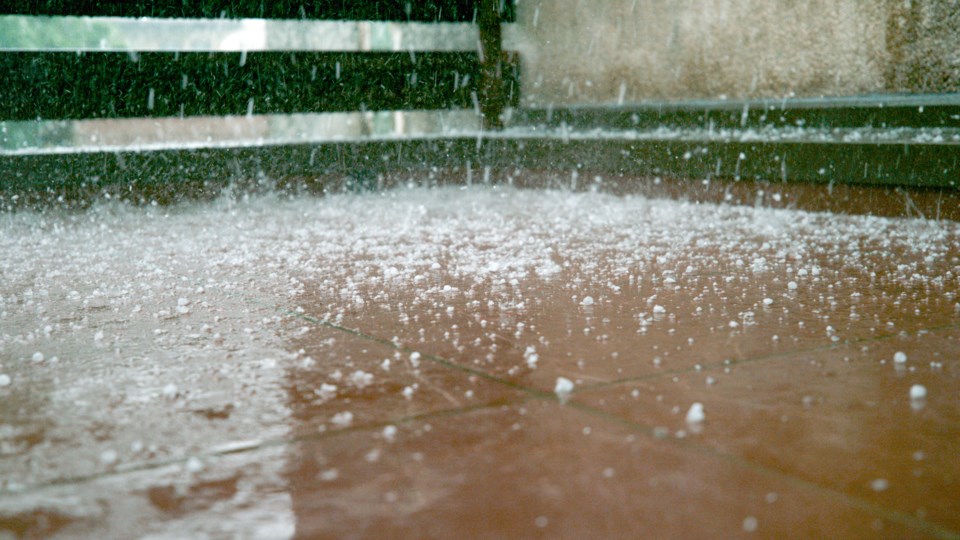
[886,0,960,93]
[513,0,959,105]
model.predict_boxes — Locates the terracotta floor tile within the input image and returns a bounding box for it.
[3,186,959,538]
[298,227,959,393]
[284,323,528,438]
[287,400,933,539]
[572,328,960,533]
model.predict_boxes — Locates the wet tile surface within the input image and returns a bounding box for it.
[1,186,958,538]
[572,329,960,532]
[287,400,932,539]
[284,324,527,439]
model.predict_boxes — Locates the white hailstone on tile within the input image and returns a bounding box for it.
[315,383,337,401]
[524,346,539,369]
[685,402,705,424]
[99,449,119,466]
[162,383,179,399]
[331,411,354,427]
[348,370,373,389]
[870,478,889,492]
[185,456,204,473]
[554,377,575,399]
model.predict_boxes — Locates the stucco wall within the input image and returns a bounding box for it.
[513,0,959,105]
[886,0,960,93]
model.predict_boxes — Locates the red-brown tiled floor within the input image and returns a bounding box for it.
[1,184,958,538]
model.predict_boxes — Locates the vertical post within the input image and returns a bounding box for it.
[478,0,505,129]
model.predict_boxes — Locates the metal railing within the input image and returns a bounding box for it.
[0,8,957,207]
[0,9,519,156]
[0,15,525,53]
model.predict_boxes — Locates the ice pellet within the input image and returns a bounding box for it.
[910,384,927,400]
[162,383,178,398]
[580,296,595,306]
[100,449,118,466]
[524,346,539,368]
[893,351,907,364]
[331,411,354,427]
[348,370,373,388]
[685,402,705,424]
[185,456,204,473]
[554,377,575,398]
[316,383,337,401]
[0,374,11,387]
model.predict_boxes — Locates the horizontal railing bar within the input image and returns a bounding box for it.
[0,110,483,155]
[4,113,956,157]
[0,15,520,52]
[0,115,956,190]
[512,94,960,131]
[546,93,960,113]
[0,137,956,205]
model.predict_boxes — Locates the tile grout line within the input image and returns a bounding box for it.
[14,286,949,537]
[0,399,530,498]
[560,399,960,540]
[283,306,959,540]
[576,320,960,393]
[290,310,557,401]
[0,273,544,498]
[167,286,960,539]
[248,285,960,536]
